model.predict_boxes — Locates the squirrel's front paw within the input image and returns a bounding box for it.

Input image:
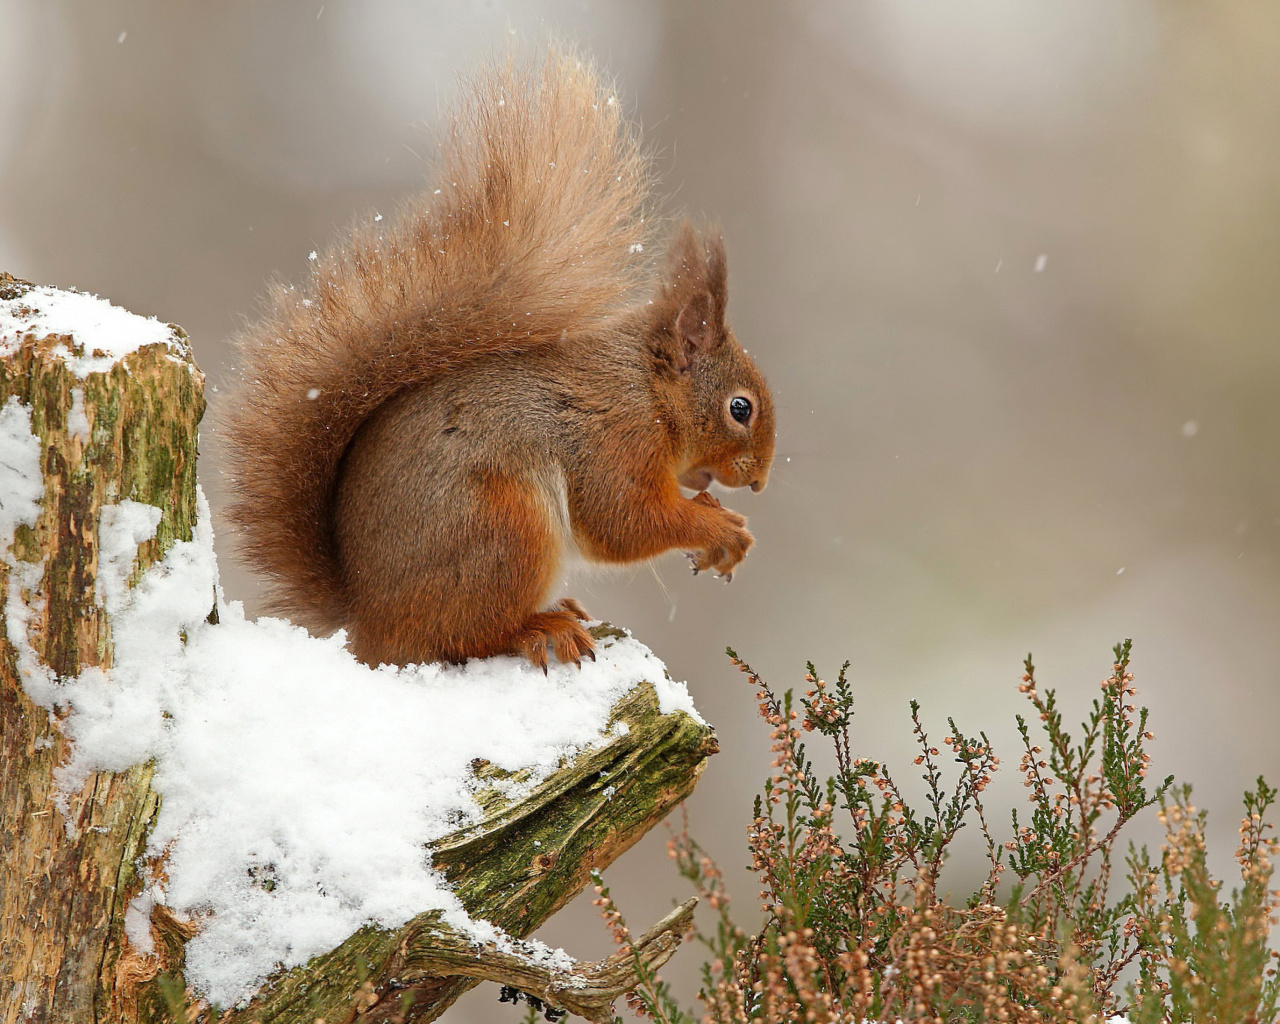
[687,495,753,579]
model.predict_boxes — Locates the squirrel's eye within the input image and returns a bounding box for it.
[729,396,752,425]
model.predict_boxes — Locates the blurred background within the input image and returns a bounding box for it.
[4,1,1279,1019]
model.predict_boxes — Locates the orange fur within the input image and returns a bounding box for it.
[220,51,775,668]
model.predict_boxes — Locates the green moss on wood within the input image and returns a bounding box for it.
[209,675,716,1024]
[0,273,205,1024]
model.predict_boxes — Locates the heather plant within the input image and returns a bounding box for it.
[587,641,1280,1024]
[1124,780,1280,1024]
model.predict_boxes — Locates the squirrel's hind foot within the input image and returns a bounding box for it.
[514,609,596,672]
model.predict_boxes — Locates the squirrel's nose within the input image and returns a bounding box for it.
[750,473,768,493]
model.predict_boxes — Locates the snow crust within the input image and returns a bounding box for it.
[67,387,90,441]
[0,395,42,543]
[1,409,700,1007]
[0,283,185,377]
[0,397,48,693]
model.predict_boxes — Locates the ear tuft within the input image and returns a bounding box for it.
[705,233,727,325]
[656,220,728,371]
[664,221,704,290]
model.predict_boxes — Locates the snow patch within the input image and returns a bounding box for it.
[0,395,42,543]
[96,500,162,610]
[67,387,90,441]
[0,283,186,378]
[0,396,51,698]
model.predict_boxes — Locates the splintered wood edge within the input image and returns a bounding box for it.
[208,678,717,1024]
[384,898,698,1024]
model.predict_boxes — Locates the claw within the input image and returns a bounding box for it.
[585,648,596,662]
[722,571,733,583]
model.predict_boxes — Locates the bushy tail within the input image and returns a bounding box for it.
[219,51,652,629]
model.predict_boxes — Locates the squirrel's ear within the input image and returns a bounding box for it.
[660,221,727,371]
[675,291,715,355]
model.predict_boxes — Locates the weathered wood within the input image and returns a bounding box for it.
[0,274,717,1023]
[201,666,717,1024]
[0,272,204,1024]
[369,897,697,1024]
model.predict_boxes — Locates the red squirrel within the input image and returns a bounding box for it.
[220,52,775,670]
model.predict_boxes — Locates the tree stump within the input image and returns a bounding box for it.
[0,273,717,1024]
[0,272,204,1024]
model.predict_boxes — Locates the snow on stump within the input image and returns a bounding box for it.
[0,272,718,1024]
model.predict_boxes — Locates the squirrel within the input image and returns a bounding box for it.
[220,51,775,671]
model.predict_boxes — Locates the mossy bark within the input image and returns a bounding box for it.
[0,274,717,1024]
[202,671,717,1024]
[0,272,204,1024]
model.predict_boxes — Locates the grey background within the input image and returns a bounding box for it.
[3,2,1279,1019]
